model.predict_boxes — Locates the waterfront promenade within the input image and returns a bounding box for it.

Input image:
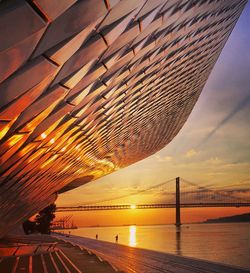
[1,233,250,273]
[55,234,250,273]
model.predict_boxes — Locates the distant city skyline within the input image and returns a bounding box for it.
[57,3,250,226]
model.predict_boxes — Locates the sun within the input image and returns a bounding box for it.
[130,204,137,209]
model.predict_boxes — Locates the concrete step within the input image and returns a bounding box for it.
[57,241,119,273]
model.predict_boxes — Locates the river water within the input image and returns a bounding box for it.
[63,223,250,270]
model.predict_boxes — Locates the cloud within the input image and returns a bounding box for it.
[184,149,199,158]
[155,155,173,162]
[205,157,223,165]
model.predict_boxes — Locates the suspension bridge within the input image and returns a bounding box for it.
[57,177,250,226]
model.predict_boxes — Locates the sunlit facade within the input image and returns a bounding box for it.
[0,0,247,237]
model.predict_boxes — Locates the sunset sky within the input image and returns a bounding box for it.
[56,3,250,226]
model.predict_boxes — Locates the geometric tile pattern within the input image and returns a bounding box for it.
[0,0,247,237]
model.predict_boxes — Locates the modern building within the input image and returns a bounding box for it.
[0,0,247,237]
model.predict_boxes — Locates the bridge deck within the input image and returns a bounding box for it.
[57,202,250,211]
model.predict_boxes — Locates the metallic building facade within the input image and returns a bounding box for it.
[0,0,247,237]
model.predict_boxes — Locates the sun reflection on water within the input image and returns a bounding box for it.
[129,225,137,247]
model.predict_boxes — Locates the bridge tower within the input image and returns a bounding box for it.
[176,177,181,226]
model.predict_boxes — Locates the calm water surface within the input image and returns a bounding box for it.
[65,223,250,269]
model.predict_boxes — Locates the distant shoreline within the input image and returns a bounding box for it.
[203,213,250,224]
[75,220,250,228]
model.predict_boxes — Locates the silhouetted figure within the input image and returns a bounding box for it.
[115,234,118,242]
[96,234,98,240]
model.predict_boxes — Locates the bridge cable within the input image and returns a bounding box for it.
[63,177,176,206]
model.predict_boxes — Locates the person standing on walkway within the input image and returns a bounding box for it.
[115,234,118,242]
[96,234,98,240]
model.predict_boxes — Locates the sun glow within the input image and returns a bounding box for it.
[129,225,137,247]
[130,204,136,209]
